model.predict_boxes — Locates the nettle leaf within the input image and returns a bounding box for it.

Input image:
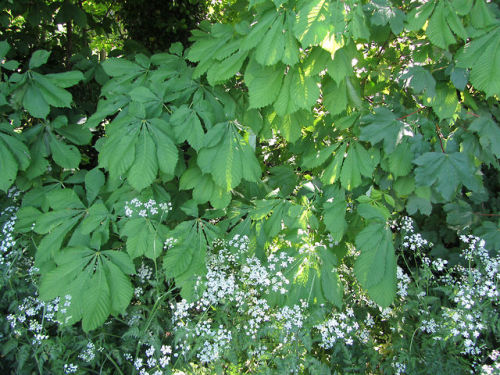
[414,152,481,201]
[40,246,134,332]
[323,186,347,243]
[469,116,500,158]
[360,108,411,153]
[121,217,167,259]
[244,58,284,109]
[456,28,500,98]
[354,223,396,307]
[197,122,261,191]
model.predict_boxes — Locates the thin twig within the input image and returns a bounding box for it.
[435,124,445,153]
[473,212,500,217]
[397,107,424,121]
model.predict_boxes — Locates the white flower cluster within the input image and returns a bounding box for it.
[170,234,297,363]
[274,301,308,343]
[396,266,411,300]
[0,205,18,268]
[137,262,153,283]
[126,344,172,375]
[124,198,172,218]
[315,307,361,348]
[63,363,78,374]
[402,233,431,251]
[7,294,72,344]
[78,341,97,362]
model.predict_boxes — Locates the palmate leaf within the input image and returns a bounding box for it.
[179,165,232,209]
[39,246,135,332]
[170,105,205,151]
[99,117,177,189]
[322,143,379,190]
[121,218,167,259]
[414,152,481,201]
[33,189,86,267]
[426,2,456,50]
[163,220,214,302]
[360,107,410,153]
[197,122,261,191]
[354,223,396,307]
[469,116,500,158]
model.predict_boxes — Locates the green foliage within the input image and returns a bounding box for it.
[0,0,499,373]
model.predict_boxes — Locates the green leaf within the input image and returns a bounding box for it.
[102,250,136,275]
[469,116,500,158]
[22,85,49,118]
[121,218,164,259]
[34,73,73,108]
[456,29,500,98]
[82,265,110,332]
[170,105,205,151]
[388,142,414,178]
[354,223,396,307]
[101,58,143,77]
[340,143,378,190]
[426,2,456,49]
[400,66,436,96]
[360,108,409,153]
[295,0,332,47]
[0,139,18,192]
[98,129,138,179]
[255,14,285,66]
[45,71,84,88]
[268,165,297,197]
[149,119,178,176]
[475,221,500,251]
[323,187,347,242]
[85,168,105,204]
[49,133,81,169]
[104,260,134,315]
[207,50,248,86]
[197,122,261,191]
[414,152,480,200]
[321,267,343,309]
[80,202,109,234]
[128,128,158,191]
[427,84,459,120]
[244,58,284,109]
[29,50,50,69]
[323,77,347,115]
[406,186,432,215]
[406,2,435,32]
